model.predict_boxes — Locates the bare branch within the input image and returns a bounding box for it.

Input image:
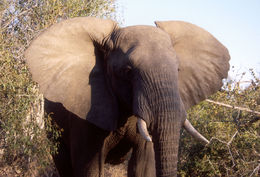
[209,131,239,168]
[205,99,260,115]
[227,131,238,146]
[206,156,217,173]
[2,9,30,29]
[209,137,227,144]
[249,163,260,177]
[228,145,236,167]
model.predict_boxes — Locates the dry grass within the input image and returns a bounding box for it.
[104,162,128,177]
[0,160,128,177]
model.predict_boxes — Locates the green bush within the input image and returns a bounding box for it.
[0,0,118,176]
[178,70,260,177]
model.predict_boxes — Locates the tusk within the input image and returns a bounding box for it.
[137,118,152,142]
[183,119,209,144]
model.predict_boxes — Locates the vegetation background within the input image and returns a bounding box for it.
[0,0,259,176]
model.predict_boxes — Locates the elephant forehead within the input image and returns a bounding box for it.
[110,25,177,68]
[112,25,173,51]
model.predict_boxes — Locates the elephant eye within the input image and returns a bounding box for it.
[125,65,132,74]
[120,65,132,80]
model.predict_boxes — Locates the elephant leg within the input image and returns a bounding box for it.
[128,140,156,177]
[44,99,73,176]
[69,117,109,177]
[105,138,132,165]
[104,126,133,165]
[122,117,156,177]
[52,137,73,177]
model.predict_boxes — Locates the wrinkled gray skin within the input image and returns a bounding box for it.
[25,17,230,177]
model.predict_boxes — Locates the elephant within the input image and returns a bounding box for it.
[25,17,230,177]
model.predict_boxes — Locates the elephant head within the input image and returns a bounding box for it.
[25,17,230,176]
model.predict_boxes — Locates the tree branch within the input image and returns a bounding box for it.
[205,99,260,115]
[2,9,30,29]
[249,163,260,177]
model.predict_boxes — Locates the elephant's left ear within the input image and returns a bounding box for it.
[25,17,120,130]
[155,21,230,110]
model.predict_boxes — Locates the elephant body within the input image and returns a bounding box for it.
[25,17,230,177]
[45,99,156,177]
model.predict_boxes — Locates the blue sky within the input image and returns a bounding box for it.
[117,0,260,80]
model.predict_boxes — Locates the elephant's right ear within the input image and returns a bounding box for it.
[155,21,230,110]
[25,17,120,130]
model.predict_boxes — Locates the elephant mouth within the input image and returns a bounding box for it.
[137,117,209,144]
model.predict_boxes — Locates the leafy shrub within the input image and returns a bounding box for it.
[178,70,260,177]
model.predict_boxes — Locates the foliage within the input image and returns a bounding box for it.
[178,70,260,177]
[0,0,118,176]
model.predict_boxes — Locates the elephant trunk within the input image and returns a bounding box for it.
[152,112,182,177]
[133,66,184,176]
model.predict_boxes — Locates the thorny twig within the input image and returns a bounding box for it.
[228,131,238,167]
[249,163,260,177]
[208,130,259,176]
[209,131,239,168]
[2,10,30,29]
[206,156,217,174]
[227,131,238,146]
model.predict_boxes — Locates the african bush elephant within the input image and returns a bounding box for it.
[25,17,230,177]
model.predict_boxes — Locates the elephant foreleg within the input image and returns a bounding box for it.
[124,117,156,177]
[52,137,73,177]
[69,118,109,177]
[128,140,156,177]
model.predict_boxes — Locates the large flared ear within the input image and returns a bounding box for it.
[155,21,230,110]
[25,17,119,130]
